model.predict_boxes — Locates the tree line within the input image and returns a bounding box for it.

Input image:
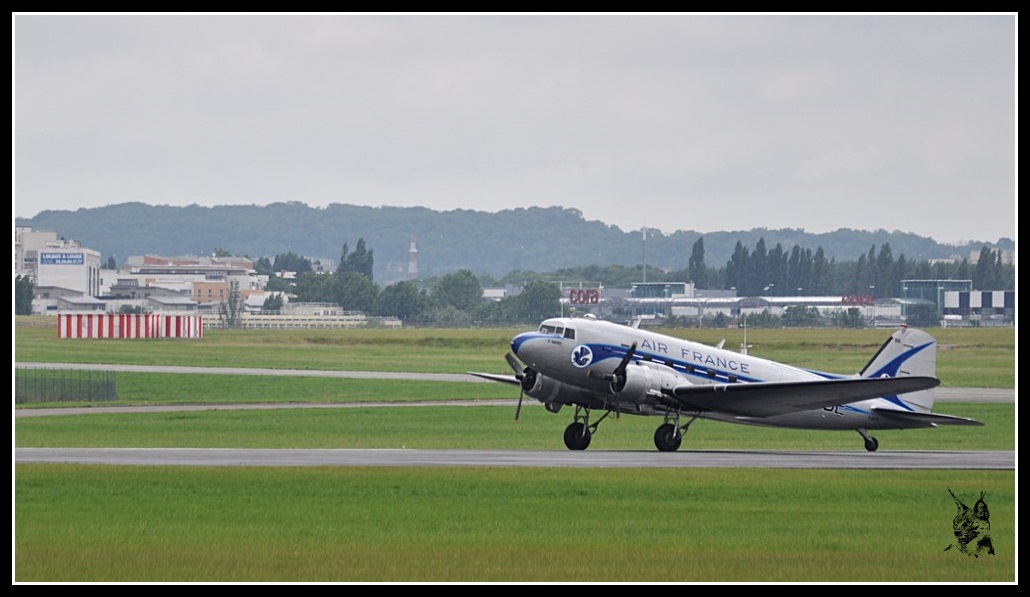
[15,235,1013,326]
[243,236,1012,327]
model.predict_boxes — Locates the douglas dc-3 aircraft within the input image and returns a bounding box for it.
[470,315,982,452]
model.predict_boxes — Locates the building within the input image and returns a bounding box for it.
[15,227,59,279]
[35,243,103,298]
[900,280,973,317]
[942,290,1016,324]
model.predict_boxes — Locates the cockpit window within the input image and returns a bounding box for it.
[539,323,570,337]
[563,328,576,340]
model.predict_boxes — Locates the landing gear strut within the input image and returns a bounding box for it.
[858,429,879,452]
[562,405,614,451]
[653,411,700,452]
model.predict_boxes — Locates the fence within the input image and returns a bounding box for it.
[15,368,117,404]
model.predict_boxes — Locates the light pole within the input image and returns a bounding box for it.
[641,227,647,284]
[869,285,876,325]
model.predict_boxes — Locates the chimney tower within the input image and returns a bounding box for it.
[407,234,419,280]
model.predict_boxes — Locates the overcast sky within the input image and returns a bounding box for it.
[13,13,1017,244]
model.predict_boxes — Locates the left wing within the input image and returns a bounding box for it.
[669,376,940,418]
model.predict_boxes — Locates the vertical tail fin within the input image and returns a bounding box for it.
[859,326,938,412]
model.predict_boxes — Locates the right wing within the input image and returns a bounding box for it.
[468,372,522,386]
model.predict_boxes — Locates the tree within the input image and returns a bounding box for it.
[292,271,336,303]
[104,256,117,270]
[782,305,822,328]
[503,280,561,323]
[272,252,313,275]
[217,281,246,328]
[334,270,377,313]
[725,241,749,294]
[15,275,34,315]
[254,256,274,275]
[428,304,473,327]
[833,307,866,329]
[337,238,374,281]
[374,280,431,322]
[688,237,707,288]
[432,270,483,312]
[906,303,940,328]
[741,309,780,328]
[261,292,284,313]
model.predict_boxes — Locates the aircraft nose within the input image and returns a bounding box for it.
[511,331,536,357]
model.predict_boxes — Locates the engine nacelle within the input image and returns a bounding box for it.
[525,371,566,404]
[616,363,686,404]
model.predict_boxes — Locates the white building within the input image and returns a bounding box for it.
[35,243,103,297]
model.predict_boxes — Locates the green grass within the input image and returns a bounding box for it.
[14,316,1016,582]
[15,372,511,408]
[15,316,1015,388]
[15,403,1013,451]
[15,465,1014,582]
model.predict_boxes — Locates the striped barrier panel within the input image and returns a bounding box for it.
[57,314,204,339]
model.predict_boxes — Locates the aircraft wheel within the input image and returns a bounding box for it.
[654,423,682,452]
[563,422,591,451]
[864,436,879,452]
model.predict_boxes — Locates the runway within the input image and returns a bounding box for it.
[15,447,1014,470]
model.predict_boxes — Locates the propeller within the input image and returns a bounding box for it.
[505,352,536,421]
[608,343,637,394]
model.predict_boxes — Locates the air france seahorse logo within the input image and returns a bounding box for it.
[571,345,593,368]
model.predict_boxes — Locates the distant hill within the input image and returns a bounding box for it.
[16,202,1014,284]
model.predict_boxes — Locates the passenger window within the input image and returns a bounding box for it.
[564,328,576,340]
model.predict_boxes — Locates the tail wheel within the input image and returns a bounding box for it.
[563,422,592,451]
[654,423,682,452]
[864,436,879,452]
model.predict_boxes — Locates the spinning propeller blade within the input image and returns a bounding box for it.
[506,352,527,421]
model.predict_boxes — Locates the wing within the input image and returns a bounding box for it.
[467,372,522,386]
[870,408,983,427]
[669,376,941,418]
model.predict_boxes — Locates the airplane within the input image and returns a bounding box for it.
[470,314,983,452]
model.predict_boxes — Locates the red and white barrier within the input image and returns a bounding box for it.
[58,314,203,339]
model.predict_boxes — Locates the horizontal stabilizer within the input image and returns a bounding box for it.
[671,376,940,418]
[467,372,522,386]
[870,408,984,428]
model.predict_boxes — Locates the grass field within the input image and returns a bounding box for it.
[13,316,1017,582]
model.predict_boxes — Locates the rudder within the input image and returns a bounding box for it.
[859,326,937,412]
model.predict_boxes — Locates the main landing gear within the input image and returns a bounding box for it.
[560,405,613,452]
[561,406,701,452]
[562,405,614,451]
[653,411,700,452]
[858,429,879,452]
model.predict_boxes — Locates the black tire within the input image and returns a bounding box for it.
[864,436,879,452]
[563,422,591,451]
[654,423,682,452]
